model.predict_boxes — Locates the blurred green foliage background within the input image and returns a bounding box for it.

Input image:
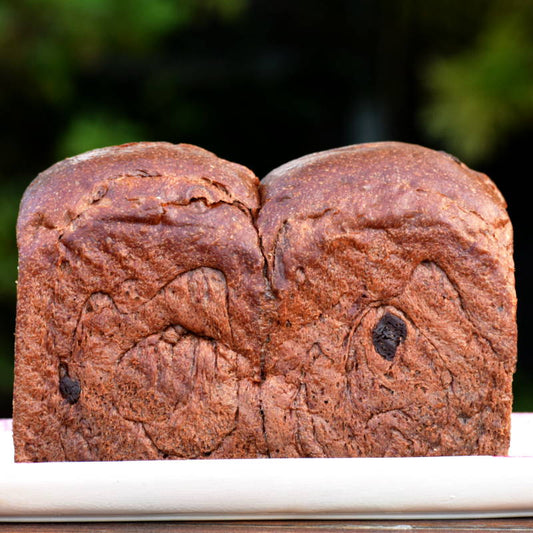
[0,0,532,416]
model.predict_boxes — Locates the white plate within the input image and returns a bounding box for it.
[1,414,533,522]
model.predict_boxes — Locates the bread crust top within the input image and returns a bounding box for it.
[17,142,259,250]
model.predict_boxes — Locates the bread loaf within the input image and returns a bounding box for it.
[13,141,516,461]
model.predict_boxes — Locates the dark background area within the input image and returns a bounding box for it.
[0,0,532,416]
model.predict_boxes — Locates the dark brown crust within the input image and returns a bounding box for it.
[13,141,517,461]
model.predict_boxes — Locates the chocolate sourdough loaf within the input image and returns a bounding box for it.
[13,141,516,461]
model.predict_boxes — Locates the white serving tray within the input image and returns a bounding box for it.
[1,414,533,522]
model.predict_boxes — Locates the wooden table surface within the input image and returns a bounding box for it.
[2,519,533,532]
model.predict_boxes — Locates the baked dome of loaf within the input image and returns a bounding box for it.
[258,142,516,457]
[14,142,271,461]
[13,141,516,461]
